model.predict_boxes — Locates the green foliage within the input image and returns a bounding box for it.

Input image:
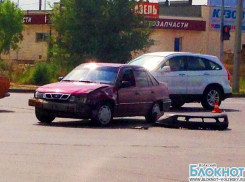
[0,0,24,55]
[31,63,52,85]
[52,0,154,66]
[11,65,34,83]
[11,61,67,85]
[0,59,8,70]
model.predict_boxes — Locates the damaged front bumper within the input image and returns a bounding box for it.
[28,98,92,119]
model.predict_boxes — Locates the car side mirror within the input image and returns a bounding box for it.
[120,81,131,88]
[160,66,171,73]
[58,77,64,81]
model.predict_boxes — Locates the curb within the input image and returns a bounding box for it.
[9,89,35,93]
[231,94,245,98]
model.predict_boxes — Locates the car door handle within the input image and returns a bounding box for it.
[151,91,155,94]
[179,73,185,76]
[204,73,210,75]
[135,91,140,95]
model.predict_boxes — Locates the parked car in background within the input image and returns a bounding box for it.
[0,76,10,99]
[128,52,232,110]
[29,63,171,126]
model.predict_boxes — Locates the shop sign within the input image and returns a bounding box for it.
[149,18,206,31]
[135,2,159,18]
[23,14,50,25]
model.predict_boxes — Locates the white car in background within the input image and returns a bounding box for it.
[128,52,232,110]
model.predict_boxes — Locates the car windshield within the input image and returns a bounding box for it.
[62,63,119,85]
[128,55,164,71]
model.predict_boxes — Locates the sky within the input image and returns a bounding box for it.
[10,0,208,10]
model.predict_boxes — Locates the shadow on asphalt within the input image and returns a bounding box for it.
[35,106,236,131]
[36,118,152,130]
[36,117,231,131]
[0,110,14,113]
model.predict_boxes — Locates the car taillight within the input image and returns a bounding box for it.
[225,67,231,81]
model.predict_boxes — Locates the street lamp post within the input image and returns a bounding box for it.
[220,0,224,62]
[233,0,244,93]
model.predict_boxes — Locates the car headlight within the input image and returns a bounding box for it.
[69,96,87,103]
[35,92,44,99]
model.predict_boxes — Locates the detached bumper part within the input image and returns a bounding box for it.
[157,113,229,130]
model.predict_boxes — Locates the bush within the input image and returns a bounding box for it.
[32,63,52,85]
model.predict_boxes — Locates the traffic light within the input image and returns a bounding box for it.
[223,26,231,41]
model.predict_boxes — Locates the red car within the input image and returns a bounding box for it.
[0,76,10,99]
[29,63,171,126]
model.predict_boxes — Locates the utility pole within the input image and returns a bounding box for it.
[233,0,244,92]
[39,0,42,10]
[220,0,224,62]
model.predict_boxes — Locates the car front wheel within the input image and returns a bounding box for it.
[201,87,222,110]
[91,103,113,126]
[35,108,55,123]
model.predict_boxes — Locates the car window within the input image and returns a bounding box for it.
[147,72,159,86]
[204,59,222,70]
[120,69,136,87]
[129,55,164,71]
[134,70,149,87]
[160,56,186,71]
[63,64,119,85]
[187,56,206,71]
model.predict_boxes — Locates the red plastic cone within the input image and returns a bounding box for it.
[212,100,222,113]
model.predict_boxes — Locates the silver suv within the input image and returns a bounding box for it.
[128,52,232,110]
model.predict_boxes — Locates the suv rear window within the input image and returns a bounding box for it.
[205,59,222,70]
[187,56,222,71]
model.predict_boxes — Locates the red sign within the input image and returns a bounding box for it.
[149,18,206,31]
[135,3,159,18]
[23,14,50,25]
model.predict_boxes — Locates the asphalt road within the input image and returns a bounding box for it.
[0,93,245,182]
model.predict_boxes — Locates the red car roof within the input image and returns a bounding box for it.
[81,62,144,69]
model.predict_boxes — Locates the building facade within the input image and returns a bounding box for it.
[1,11,51,63]
[145,5,244,61]
[2,4,245,62]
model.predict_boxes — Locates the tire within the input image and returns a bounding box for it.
[201,87,222,110]
[35,108,55,123]
[171,99,185,109]
[145,102,161,123]
[91,102,113,126]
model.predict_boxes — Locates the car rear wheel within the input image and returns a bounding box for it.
[145,102,161,123]
[201,87,222,110]
[35,108,55,123]
[91,102,113,126]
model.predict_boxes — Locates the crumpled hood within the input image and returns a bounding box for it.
[36,82,109,95]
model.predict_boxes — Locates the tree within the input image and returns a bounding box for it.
[53,0,154,66]
[0,0,24,56]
